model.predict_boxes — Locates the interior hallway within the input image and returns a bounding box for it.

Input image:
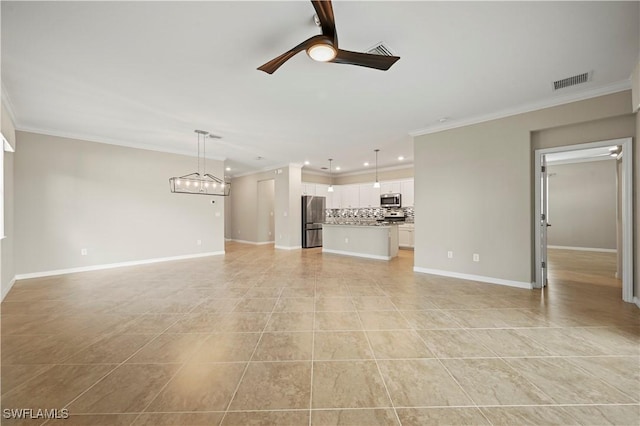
[1,242,638,425]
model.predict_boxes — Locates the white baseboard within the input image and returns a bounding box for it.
[323,248,392,261]
[275,245,302,250]
[547,245,617,253]
[1,276,16,301]
[228,239,274,245]
[413,266,533,290]
[633,297,640,309]
[15,251,225,281]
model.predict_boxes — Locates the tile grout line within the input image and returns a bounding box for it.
[218,282,286,426]
[128,295,248,426]
[14,306,203,426]
[562,357,640,401]
[393,305,494,426]
[74,297,236,426]
[350,288,403,426]
[308,273,318,426]
[46,312,188,426]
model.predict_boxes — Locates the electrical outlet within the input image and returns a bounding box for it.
[345,237,349,244]
[473,253,480,262]
[447,251,453,259]
[197,239,202,246]
[215,212,221,217]
[81,248,88,256]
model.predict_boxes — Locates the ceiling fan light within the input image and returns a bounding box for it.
[307,43,337,62]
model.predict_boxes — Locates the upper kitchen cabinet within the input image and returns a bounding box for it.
[340,185,360,208]
[301,183,316,196]
[326,185,341,209]
[315,184,329,197]
[380,181,401,194]
[359,184,381,208]
[401,180,414,207]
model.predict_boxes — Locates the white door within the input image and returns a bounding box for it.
[540,155,549,287]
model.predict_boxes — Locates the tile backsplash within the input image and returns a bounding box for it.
[326,207,414,222]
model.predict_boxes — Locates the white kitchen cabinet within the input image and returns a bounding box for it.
[315,184,329,197]
[326,185,341,209]
[301,183,316,196]
[380,181,401,195]
[398,224,415,248]
[401,179,414,207]
[358,184,380,208]
[340,185,360,208]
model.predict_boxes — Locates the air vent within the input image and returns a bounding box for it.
[367,42,395,56]
[552,72,592,91]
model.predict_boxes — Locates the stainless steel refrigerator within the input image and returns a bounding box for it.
[302,196,326,248]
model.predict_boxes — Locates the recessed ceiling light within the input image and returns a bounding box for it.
[335,166,341,171]
[438,117,449,123]
[225,167,231,171]
[398,156,404,161]
[304,161,310,165]
[364,162,369,167]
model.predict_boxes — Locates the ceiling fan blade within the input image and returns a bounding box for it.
[258,35,327,74]
[332,49,400,71]
[311,0,337,45]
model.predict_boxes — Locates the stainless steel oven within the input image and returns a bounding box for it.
[380,193,402,208]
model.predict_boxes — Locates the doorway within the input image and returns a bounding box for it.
[534,138,633,302]
[257,179,275,244]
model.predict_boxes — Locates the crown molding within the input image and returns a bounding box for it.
[409,80,632,137]
[16,126,227,161]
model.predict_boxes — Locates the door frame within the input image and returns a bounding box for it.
[534,138,633,303]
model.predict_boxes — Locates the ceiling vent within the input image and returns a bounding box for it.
[367,42,395,56]
[552,72,592,91]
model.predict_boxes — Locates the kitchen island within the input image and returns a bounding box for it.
[322,223,399,260]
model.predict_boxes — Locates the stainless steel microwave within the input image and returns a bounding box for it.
[380,193,402,208]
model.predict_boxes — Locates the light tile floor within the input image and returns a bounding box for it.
[1,243,638,425]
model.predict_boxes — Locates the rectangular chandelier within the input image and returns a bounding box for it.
[169,129,231,197]
[169,173,230,196]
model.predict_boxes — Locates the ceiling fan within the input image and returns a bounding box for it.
[257,0,400,74]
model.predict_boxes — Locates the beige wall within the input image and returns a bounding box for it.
[1,102,16,299]
[414,90,634,285]
[302,167,414,186]
[301,172,331,185]
[633,112,640,306]
[547,161,617,250]
[14,131,225,275]
[274,165,302,249]
[228,170,274,242]
[229,165,302,248]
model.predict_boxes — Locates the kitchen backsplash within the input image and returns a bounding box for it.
[326,207,414,222]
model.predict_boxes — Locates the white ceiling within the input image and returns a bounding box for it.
[2,1,638,177]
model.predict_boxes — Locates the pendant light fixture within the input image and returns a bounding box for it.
[328,158,334,192]
[169,130,231,196]
[373,149,381,188]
